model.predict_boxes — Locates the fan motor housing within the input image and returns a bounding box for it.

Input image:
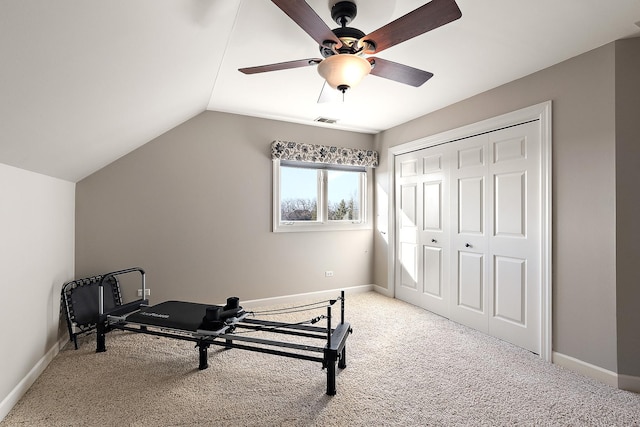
[320,26,366,57]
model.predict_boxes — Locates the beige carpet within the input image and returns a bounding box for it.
[2,292,639,426]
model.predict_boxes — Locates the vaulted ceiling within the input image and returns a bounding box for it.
[2,0,639,182]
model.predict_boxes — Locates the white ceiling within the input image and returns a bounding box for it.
[2,0,639,182]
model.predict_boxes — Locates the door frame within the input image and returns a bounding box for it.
[387,101,552,361]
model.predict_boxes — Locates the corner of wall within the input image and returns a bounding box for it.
[615,36,640,380]
[552,352,618,388]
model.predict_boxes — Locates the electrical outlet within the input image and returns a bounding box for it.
[325,271,334,277]
[137,289,151,297]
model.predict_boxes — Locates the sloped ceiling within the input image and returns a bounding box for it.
[1,0,639,182]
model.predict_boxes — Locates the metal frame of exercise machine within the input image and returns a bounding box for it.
[91,268,351,395]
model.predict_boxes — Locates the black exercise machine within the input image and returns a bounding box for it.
[63,267,352,395]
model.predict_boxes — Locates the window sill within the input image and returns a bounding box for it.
[273,222,372,233]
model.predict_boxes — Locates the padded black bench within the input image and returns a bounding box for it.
[61,274,123,349]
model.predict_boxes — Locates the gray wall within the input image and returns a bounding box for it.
[374,43,619,371]
[76,112,375,304]
[75,40,639,379]
[615,37,640,379]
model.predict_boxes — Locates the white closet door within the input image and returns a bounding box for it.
[395,148,451,318]
[394,120,542,355]
[449,134,490,333]
[420,151,450,317]
[396,154,420,298]
[488,121,540,353]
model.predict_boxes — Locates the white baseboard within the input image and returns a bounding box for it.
[0,336,67,422]
[552,351,618,388]
[618,374,640,393]
[372,284,394,298]
[241,284,374,308]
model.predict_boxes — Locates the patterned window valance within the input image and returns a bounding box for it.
[271,140,378,168]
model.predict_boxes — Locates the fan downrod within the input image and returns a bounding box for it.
[320,1,366,57]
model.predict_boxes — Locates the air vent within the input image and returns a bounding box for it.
[315,117,338,124]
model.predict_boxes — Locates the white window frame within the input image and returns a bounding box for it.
[272,159,373,232]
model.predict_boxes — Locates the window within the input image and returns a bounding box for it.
[273,159,370,232]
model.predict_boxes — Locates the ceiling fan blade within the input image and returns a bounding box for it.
[271,0,342,49]
[317,81,342,103]
[368,57,434,87]
[361,0,461,54]
[239,58,323,74]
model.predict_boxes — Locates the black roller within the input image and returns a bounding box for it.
[224,297,240,310]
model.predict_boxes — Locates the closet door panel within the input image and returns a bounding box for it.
[450,135,489,331]
[395,148,450,317]
[488,122,540,354]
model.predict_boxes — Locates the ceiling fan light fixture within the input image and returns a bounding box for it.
[317,54,371,92]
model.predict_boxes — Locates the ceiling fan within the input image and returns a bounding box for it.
[239,0,462,97]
